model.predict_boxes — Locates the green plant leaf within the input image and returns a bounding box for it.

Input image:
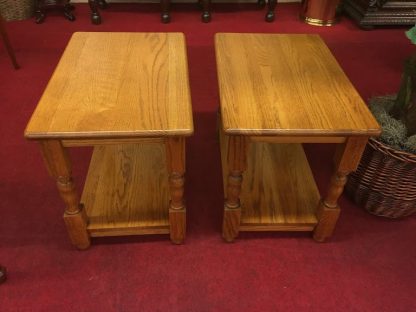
[406,26,416,44]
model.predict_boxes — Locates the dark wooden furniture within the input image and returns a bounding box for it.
[162,0,211,23]
[0,11,19,69]
[192,0,277,23]
[88,0,210,24]
[342,0,416,28]
[35,0,76,23]
[88,0,108,25]
[215,33,381,242]
[264,0,278,22]
[25,32,193,249]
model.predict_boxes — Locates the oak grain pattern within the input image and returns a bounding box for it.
[40,140,90,249]
[25,32,193,139]
[81,144,170,235]
[240,142,319,228]
[220,122,320,229]
[215,33,381,136]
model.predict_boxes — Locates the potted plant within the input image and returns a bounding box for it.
[345,28,416,218]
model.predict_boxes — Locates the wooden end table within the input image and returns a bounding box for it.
[215,33,381,243]
[25,32,193,249]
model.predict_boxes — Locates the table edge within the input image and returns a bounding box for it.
[24,129,194,140]
[221,127,382,137]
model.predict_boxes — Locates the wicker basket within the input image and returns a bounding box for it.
[0,0,34,21]
[346,137,416,218]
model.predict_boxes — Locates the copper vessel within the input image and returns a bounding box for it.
[300,0,341,26]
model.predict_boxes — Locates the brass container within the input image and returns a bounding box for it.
[300,0,341,26]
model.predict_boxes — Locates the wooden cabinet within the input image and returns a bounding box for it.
[342,0,416,28]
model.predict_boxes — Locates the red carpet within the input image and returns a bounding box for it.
[1,3,415,311]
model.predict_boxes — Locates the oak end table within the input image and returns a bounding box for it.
[215,33,381,242]
[25,32,193,249]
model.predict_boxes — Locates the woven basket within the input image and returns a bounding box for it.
[346,137,416,218]
[0,0,34,21]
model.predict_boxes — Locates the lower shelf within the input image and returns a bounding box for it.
[220,133,320,231]
[81,144,170,237]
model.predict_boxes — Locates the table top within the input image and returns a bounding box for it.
[25,32,193,140]
[215,33,380,137]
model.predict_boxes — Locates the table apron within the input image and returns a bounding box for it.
[249,136,347,144]
[62,137,165,147]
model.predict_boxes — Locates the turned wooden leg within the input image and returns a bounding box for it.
[63,2,76,21]
[88,0,101,25]
[313,172,346,242]
[161,0,171,23]
[223,136,248,242]
[0,14,19,69]
[201,0,211,23]
[40,140,90,249]
[165,137,186,244]
[34,0,46,24]
[313,137,369,242]
[265,0,277,22]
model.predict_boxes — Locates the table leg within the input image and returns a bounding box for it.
[88,0,101,25]
[34,0,46,24]
[63,2,76,21]
[161,0,171,23]
[201,0,211,23]
[313,137,369,242]
[98,0,108,9]
[265,0,277,22]
[40,140,90,249]
[223,136,248,242]
[165,137,186,244]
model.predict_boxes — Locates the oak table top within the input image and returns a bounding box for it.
[215,33,380,137]
[25,32,193,140]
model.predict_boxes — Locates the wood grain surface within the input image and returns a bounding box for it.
[215,33,381,136]
[25,32,193,139]
[220,124,319,231]
[81,144,170,237]
[239,142,319,229]
[165,137,186,243]
[40,140,90,248]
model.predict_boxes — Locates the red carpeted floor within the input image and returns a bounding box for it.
[1,3,415,311]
